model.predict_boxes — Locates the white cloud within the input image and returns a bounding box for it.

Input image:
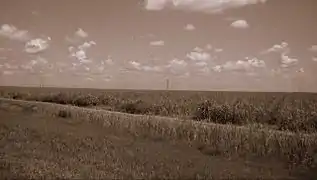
[31,56,48,65]
[150,40,165,46]
[212,65,222,72]
[193,46,204,52]
[195,61,208,67]
[129,61,162,72]
[167,58,187,68]
[213,57,265,72]
[25,38,50,54]
[103,76,112,82]
[3,70,14,75]
[130,61,142,70]
[78,41,96,50]
[142,65,162,72]
[214,48,223,53]
[205,44,213,50]
[20,64,33,71]
[309,45,317,52]
[280,52,298,68]
[246,57,266,68]
[179,72,190,78]
[103,57,114,65]
[72,49,87,60]
[75,28,88,38]
[70,49,92,64]
[187,50,211,61]
[4,63,19,70]
[85,77,94,81]
[144,0,267,14]
[262,41,288,54]
[66,28,89,44]
[199,66,210,74]
[296,68,304,73]
[184,24,195,31]
[69,42,95,64]
[0,24,30,41]
[230,19,249,29]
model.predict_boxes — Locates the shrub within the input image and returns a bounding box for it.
[117,100,151,115]
[72,94,100,107]
[57,109,71,118]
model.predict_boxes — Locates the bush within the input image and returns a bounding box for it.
[117,100,151,115]
[39,92,71,105]
[57,109,71,118]
[72,94,100,107]
[193,100,244,125]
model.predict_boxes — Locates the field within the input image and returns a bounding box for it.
[1,86,317,179]
[1,86,317,133]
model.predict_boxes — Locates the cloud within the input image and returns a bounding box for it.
[214,48,223,53]
[198,66,211,74]
[280,52,298,68]
[230,19,249,29]
[78,41,96,50]
[296,68,304,73]
[3,70,14,75]
[129,61,162,72]
[213,57,265,72]
[212,65,222,72]
[75,28,88,38]
[144,0,267,14]
[245,57,266,68]
[102,57,114,65]
[313,57,317,62]
[69,41,95,64]
[24,38,50,54]
[142,65,162,72]
[184,24,195,31]
[66,28,89,44]
[103,76,112,82]
[205,44,213,50]
[309,45,317,52]
[195,61,208,67]
[0,24,30,41]
[4,63,19,70]
[167,58,187,68]
[166,58,188,74]
[130,61,142,70]
[85,77,94,81]
[150,40,165,46]
[70,49,92,64]
[262,41,288,54]
[186,47,211,61]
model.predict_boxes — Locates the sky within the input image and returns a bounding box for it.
[0,0,317,92]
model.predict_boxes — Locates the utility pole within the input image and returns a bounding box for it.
[166,78,170,90]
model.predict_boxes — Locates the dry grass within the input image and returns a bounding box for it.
[1,98,317,168]
[1,86,317,133]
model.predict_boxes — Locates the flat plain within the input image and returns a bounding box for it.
[1,86,317,179]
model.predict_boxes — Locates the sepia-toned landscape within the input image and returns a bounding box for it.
[1,86,317,179]
[1,0,317,179]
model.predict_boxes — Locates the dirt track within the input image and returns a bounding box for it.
[0,108,314,179]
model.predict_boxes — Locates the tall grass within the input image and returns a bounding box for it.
[1,98,317,167]
[1,87,317,133]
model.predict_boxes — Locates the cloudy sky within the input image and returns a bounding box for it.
[0,0,317,91]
